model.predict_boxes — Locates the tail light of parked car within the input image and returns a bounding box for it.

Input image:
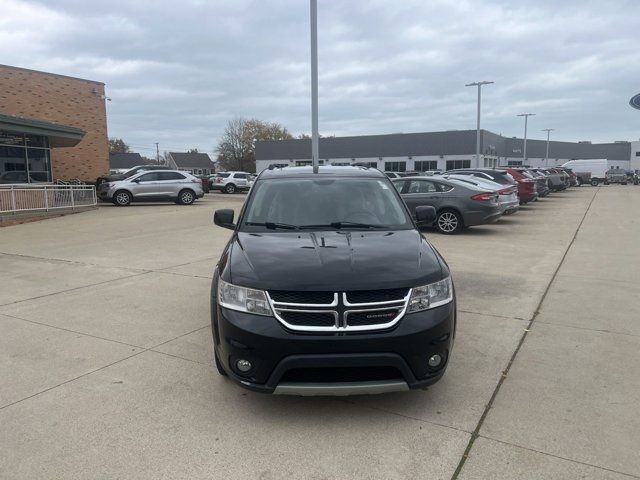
[470,192,497,202]
[497,187,516,195]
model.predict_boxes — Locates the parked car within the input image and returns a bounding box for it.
[572,171,591,186]
[210,171,253,194]
[442,173,519,214]
[527,169,551,197]
[211,166,455,395]
[97,170,204,206]
[96,164,166,186]
[605,169,628,185]
[537,168,566,191]
[393,176,502,234]
[500,168,538,204]
[384,172,402,179]
[444,168,517,188]
[196,175,210,193]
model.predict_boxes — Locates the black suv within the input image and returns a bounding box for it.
[211,166,456,395]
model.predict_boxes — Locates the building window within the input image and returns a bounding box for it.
[414,160,438,172]
[356,161,377,168]
[0,131,51,183]
[507,160,523,166]
[331,162,351,166]
[384,161,406,172]
[270,163,288,168]
[445,160,471,171]
[635,152,640,157]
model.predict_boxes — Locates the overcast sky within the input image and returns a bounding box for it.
[1,0,639,156]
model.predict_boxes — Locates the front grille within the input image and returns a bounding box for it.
[279,311,336,327]
[269,288,411,332]
[269,290,334,304]
[346,308,402,327]
[345,288,409,304]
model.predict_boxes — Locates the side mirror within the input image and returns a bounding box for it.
[132,178,141,183]
[415,205,436,225]
[213,209,236,230]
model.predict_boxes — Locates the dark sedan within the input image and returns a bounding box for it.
[392,176,502,234]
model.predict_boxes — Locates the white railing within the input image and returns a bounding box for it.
[0,184,97,215]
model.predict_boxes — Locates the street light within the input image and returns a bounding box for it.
[466,81,494,168]
[310,0,319,173]
[542,128,554,166]
[517,113,536,164]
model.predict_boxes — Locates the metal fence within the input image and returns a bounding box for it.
[0,184,97,215]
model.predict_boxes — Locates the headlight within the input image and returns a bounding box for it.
[218,278,272,316]
[408,277,453,313]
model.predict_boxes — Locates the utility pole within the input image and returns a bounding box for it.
[155,142,160,165]
[517,113,535,164]
[466,81,494,168]
[542,128,554,166]
[310,0,319,173]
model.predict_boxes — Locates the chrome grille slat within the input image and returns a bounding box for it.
[266,289,412,333]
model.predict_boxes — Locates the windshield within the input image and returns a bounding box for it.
[241,177,412,231]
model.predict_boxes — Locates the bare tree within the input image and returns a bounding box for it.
[216,118,292,172]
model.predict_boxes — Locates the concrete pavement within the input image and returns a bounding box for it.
[0,188,638,479]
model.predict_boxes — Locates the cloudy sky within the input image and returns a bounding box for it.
[1,0,639,156]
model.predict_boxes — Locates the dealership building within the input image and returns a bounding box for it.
[0,64,109,183]
[255,130,640,173]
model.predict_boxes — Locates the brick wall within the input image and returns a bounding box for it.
[0,65,109,181]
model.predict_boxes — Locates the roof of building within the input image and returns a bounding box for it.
[0,112,85,148]
[0,64,104,85]
[109,152,144,169]
[259,165,385,179]
[169,152,215,168]
[256,130,631,161]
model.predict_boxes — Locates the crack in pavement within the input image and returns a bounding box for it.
[450,187,601,480]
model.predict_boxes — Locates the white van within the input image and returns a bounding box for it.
[562,159,609,186]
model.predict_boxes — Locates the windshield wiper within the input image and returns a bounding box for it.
[300,222,389,229]
[245,221,300,230]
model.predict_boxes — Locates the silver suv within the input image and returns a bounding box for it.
[210,171,252,194]
[98,170,204,206]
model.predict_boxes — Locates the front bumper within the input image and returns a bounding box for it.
[211,297,456,395]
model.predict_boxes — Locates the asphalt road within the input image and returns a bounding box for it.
[1,187,638,479]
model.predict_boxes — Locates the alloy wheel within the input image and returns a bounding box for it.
[181,191,194,204]
[438,212,458,233]
[115,192,130,206]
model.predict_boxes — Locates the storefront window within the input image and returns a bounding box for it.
[27,148,51,182]
[26,135,48,148]
[0,130,25,146]
[0,132,51,183]
[0,146,27,183]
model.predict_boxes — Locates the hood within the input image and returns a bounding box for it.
[225,229,444,291]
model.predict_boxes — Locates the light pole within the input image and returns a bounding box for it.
[466,81,494,168]
[517,113,535,164]
[542,128,554,166]
[310,0,319,173]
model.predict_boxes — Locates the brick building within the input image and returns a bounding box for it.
[0,64,109,183]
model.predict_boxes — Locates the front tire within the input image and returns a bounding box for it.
[178,189,196,205]
[224,184,236,194]
[590,179,599,186]
[436,209,463,234]
[113,190,132,206]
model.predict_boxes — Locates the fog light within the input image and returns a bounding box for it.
[428,354,442,368]
[236,359,252,373]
